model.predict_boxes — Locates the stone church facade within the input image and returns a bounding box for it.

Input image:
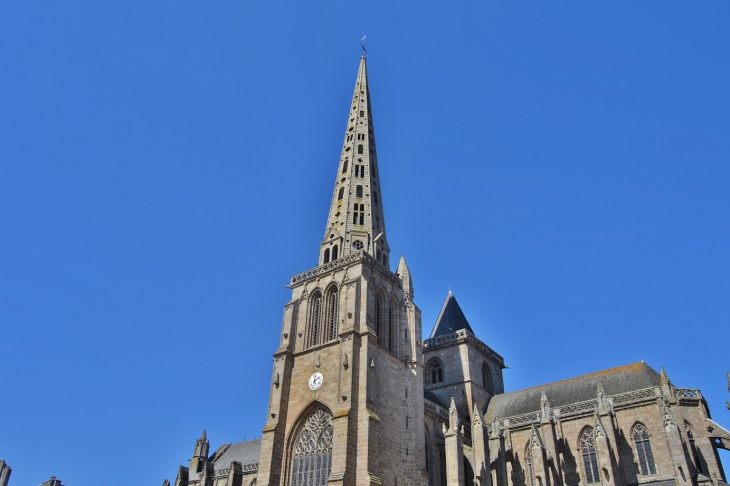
[160,57,730,486]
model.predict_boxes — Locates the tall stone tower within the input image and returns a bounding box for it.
[256,56,428,486]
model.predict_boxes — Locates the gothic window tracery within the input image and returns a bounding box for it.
[580,427,600,484]
[685,422,705,474]
[632,423,657,475]
[290,408,334,486]
[306,291,323,349]
[482,363,493,394]
[426,359,444,386]
[325,286,338,342]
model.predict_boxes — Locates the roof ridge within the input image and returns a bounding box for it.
[502,362,653,395]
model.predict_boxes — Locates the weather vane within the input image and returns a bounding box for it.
[361,35,367,56]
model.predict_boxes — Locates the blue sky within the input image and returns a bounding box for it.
[1,2,729,484]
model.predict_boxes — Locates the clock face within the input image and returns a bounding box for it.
[308,372,323,391]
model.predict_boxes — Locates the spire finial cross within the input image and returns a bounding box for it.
[361,35,367,56]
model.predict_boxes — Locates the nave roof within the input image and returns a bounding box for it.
[485,362,661,421]
[211,437,261,468]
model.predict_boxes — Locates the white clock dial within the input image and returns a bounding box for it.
[308,372,323,391]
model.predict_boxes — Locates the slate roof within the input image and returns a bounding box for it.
[212,438,261,468]
[424,389,447,408]
[486,362,661,420]
[429,291,475,338]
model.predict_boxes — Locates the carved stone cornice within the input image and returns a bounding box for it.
[289,251,401,287]
[422,328,505,368]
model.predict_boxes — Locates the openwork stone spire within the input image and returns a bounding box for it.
[319,55,390,268]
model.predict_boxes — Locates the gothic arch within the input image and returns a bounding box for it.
[631,422,657,476]
[305,289,323,350]
[579,426,600,484]
[482,362,493,394]
[388,295,399,356]
[425,358,444,387]
[375,288,389,350]
[684,421,707,475]
[286,403,335,486]
[323,283,339,343]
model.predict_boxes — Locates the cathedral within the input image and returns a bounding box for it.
[155,56,730,486]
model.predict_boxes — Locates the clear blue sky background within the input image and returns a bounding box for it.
[1,2,729,484]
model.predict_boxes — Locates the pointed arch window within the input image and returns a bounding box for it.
[306,291,323,349]
[356,185,363,197]
[580,427,600,484]
[525,444,534,486]
[323,248,330,264]
[337,188,344,200]
[331,245,338,261]
[632,423,657,475]
[358,144,364,154]
[375,291,388,350]
[685,422,705,474]
[290,408,334,486]
[482,363,493,394]
[342,159,348,173]
[325,286,338,342]
[388,297,398,354]
[426,359,444,386]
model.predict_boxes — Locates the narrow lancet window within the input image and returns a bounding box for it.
[306,291,323,349]
[332,245,338,260]
[358,144,363,154]
[375,292,388,350]
[323,249,330,264]
[325,287,338,341]
[342,160,348,173]
[580,427,600,484]
[337,188,344,200]
[633,424,657,475]
[482,363,493,394]
[356,185,363,197]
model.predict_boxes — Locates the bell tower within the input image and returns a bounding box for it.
[256,55,428,486]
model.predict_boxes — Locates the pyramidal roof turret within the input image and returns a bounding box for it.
[318,55,390,269]
[430,290,475,338]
